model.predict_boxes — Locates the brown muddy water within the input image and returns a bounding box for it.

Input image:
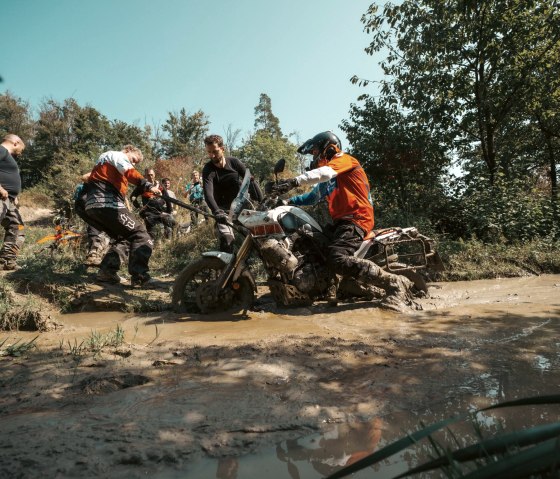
[1,275,560,478]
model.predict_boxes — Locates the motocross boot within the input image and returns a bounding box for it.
[354,258,416,310]
[84,247,104,266]
[326,275,340,307]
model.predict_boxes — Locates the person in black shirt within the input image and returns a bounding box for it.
[202,134,262,253]
[130,168,175,240]
[0,134,25,270]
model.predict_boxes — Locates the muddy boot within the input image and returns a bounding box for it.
[96,269,126,284]
[376,272,416,311]
[353,258,416,310]
[326,275,339,307]
[84,248,103,267]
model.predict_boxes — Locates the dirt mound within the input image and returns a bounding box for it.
[77,373,151,395]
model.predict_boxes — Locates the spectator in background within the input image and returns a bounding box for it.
[130,169,174,240]
[161,178,178,215]
[0,134,25,271]
[185,170,207,226]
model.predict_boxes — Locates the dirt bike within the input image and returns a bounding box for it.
[171,160,443,314]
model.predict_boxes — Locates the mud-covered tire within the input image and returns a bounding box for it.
[172,257,255,314]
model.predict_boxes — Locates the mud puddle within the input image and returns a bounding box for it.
[1,275,560,478]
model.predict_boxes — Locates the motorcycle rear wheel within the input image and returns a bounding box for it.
[172,257,255,314]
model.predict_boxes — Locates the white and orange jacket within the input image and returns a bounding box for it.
[85,151,151,210]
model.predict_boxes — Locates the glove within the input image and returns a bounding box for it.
[272,178,299,195]
[214,210,229,225]
[276,198,294,207]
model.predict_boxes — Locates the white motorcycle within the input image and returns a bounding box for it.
[171,160,443,313]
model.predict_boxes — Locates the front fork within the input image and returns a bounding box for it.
[216,234,254,291]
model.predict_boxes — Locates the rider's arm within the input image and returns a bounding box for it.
[201,168,221,214]
[294,153,355,187]
[289,183,326,206]
[130,184,143,209]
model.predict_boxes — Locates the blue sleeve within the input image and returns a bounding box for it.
[289,183,326,206]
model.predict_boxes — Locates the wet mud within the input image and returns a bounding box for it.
[1,275,559,478]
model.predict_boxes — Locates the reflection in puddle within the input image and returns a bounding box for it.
[187,361,560,479]
[534,355,551,372]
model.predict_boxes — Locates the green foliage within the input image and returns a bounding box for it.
[341,96,451,228]
[0,336,38,357]
[360,0,560,187]
[0,90,34,141]
[437,237,560,281]
[254,93,282,138]
[160,108,209,159]
[439,173,559,242]
[239,93,299,180]
[239,129,299,180]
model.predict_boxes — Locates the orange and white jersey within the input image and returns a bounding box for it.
[294,152,374,233]
[88,151,145,196]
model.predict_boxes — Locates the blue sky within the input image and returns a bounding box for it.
[2,0,383,148]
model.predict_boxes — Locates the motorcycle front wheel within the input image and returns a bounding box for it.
[172,257,255,314]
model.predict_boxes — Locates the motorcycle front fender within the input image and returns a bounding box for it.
[201,251,257,292]
[202,251,234,264]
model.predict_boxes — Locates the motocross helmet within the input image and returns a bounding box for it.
[297,131,342,169]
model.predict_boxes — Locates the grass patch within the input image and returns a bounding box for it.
[59,324,125,360]
[0,336,39,357]
[437,237,560,281]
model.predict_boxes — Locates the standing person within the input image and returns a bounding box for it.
[161,178,178,215]
[202,134,262,253]
[83,145,161,287]
[184,170,207,226]
[279,131,415,309]
[130,169,174,240]
[0,134,25,271]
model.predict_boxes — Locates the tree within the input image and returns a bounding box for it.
[239,94,298,180]
[0,92,34,141]
[23,98,112,185]
[108,120,154,163]
[254,93,282,138]
[239,130,298,181]
[359,0,560,185]
[341,97,450,227]
[161,108,209,159]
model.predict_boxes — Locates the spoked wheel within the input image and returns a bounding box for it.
[172,257,255,314]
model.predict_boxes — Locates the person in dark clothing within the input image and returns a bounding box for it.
[202,134,263,253]
[83,145,161,288]
[130,169,175,240]
[0,134,25,270]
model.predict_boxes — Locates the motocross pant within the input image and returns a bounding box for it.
[327,220,414,303]
[215,222,235,253]
[327,220,365,271]
[84,206,153,282]
[142,211,176,240]
[0,197,25,268]
[190,200,209,226]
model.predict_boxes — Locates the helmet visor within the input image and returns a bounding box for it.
[297,138,315,155]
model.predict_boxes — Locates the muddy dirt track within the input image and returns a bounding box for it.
[1,275,560,478]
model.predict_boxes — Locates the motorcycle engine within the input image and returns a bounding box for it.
[292,262,329,294]
[259,238,298,274]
